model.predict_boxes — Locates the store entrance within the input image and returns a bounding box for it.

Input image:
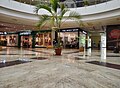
[60,32,78,49]
[0,35,7,46]
[21,36,32,48]
[7,34,18,46]
[35,32,52,47]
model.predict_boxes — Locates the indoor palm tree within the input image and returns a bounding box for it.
[35,0,81,55]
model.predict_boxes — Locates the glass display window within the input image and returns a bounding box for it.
[21,36,32,48]
[9,36,16,44]
[7,34,18,46]
[35,32,52,47]
[60,32,78,48]
[0,35,7,46]
[0,35,6,41]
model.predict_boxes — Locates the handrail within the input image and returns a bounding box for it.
[14,0,112,8]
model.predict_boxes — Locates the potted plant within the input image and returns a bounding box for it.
[35,0,81,55]
[52,27,62,55]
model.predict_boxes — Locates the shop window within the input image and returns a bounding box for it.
[35,32,52,47]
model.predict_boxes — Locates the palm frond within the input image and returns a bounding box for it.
[76,20,85,28]
[59,3,69,20]
[68,11,81,19]
[50,16,55,27]
[36,15,50,29]
[50,0,59,12]
[59,2,65,11]
[35,4,52,14]
[60,11,81,28]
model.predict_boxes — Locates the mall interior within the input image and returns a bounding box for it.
[0,0,120,88]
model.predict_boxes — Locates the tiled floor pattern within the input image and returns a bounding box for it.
[0,47,120,88]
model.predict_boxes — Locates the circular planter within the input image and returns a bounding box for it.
[55,48,62,55]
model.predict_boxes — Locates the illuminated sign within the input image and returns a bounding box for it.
[0,32,7,35]
[19,31,31,35]
[60,29,79,32]
[82,31,87,34]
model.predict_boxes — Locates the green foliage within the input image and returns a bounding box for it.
[50,0,59,12]
[83,0,89,6]
[35,0,82,48]
[35,15,51,29]
[68,11,81,19]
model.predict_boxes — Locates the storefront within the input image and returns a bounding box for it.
[6,32,18,47]
[17,30,52,48]
[35,30,52,47]
[59,28,86,49]
[0,32,7,46]
[18,30,32,48]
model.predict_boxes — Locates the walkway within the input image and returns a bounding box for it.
[0,47,120,88]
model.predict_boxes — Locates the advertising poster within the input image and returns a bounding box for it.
[106,25,120,50]
[79,34,86,47]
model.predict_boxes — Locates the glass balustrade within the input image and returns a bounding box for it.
[14,0,112,8]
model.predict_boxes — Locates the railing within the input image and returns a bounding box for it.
[14,0,112,8]
[76,0,111,7]
[64,0,112,8]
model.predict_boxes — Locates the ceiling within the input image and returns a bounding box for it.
[0,14,120,33]
[0,21,37,32]
[0,0,120,33]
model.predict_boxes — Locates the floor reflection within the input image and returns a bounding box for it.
[0,60,31,68]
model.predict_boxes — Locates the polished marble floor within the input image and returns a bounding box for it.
[0,47,120,88]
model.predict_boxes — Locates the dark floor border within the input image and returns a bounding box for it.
[86,61,120,70]
[30,57,48,60]
[0,60,31,68]
[0,54,36,55]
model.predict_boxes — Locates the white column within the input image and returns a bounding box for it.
[79,32,83,48]
[100,32,106,62]
[87,36,91,56]
[82,34,86,58]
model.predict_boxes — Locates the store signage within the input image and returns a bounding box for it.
[20,31,31,35]
[82,31,87,34]
[61,29,78,32]
[0,32,7,35]
[109,29,120,39]
[7,32,17,34]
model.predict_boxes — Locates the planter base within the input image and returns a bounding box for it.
[79,47,84,52]
[55,48,62,55]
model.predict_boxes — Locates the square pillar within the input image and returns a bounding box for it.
[100,32,106,62]
[87,36,91,56]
